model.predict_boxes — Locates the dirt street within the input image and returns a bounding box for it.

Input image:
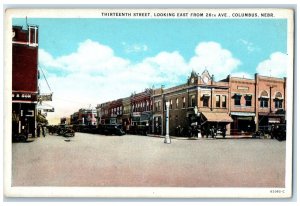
[12,133,286,187]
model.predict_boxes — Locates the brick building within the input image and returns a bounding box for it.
[96,89,153,134]
[153,70,233,136]
[12,25,39,138]
[109,99,123,124]
[70,108,97,126]
[130,89,152,127]
[96,70,286,137]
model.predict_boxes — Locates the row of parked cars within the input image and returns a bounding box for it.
[73,124,126,136]
[252,124,286,141]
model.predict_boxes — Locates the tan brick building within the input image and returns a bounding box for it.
[96,70,286,137]
[152,70,286,137]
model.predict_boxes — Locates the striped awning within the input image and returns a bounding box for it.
[201,112,233,123]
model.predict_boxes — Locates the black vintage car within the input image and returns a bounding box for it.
[98,124,125,136]
[57,124,75,137]
[270,124,286,141]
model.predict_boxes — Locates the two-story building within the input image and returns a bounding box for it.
[95,70,286,137]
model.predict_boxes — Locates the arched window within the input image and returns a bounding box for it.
[275,92,283,99]
[260,90,269,108]
[275,92,283,108]
[261,90,269,98]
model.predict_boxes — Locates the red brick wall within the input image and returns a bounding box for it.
[256,76,286,113]
[230,78,256,113]
[12,27,38,93]
[12,45,38,92]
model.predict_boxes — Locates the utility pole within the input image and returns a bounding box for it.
[164,101,171,144]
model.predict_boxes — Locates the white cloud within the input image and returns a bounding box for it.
[189,42,241,80]
[123,42,148,53]
[256,52,288,77]
[38,40,245,124]
[39,49,62,70]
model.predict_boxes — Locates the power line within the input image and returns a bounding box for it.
[38,66,52,92]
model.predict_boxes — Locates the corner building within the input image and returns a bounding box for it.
[152,70,286,137]
[12,25,39,138]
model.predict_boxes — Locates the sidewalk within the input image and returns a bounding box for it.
[147,133,254,140]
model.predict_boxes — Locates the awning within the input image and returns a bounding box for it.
[231,112,255,116]
[259,112,285,117]
[233,93,242,97]
[201,112,233,123]
[269,117,281,123]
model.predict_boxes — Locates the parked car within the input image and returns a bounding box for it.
[271,124,286,141]
[98,124,125,136]
[252,130,265,139]
[57,124,75,137]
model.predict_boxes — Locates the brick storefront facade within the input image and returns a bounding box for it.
[96,70,286,137]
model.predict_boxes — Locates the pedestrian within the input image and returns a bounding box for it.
[205,125,210,138]
[41,124,46,137]
[12,110,19,135]
[37,124,41,137]
[211,126,215,139]
[222,126,226,139]
[23,118,29,139]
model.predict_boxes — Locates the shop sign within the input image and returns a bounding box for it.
[38,94,53,101]
[12,92,37,101]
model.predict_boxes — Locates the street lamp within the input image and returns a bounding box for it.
[194,106,201,138]
[164,101,171,144]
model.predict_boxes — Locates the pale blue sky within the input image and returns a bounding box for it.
[13,18,287,78]
[12,17,289,120]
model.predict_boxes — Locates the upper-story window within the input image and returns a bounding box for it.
[260,91,269,108]
[234,94,242,106]
[170,99,173,109]
[275,92,283,109]
[216,95,220,108]
[182,97,186,108]
[202,94,210,107]
[157,101,161,111]
[245,95,252,107]
[190,95,196,107]
[222,95,226,108]
[176,98,179,108]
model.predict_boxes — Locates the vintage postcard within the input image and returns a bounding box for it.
[4,8,294,198]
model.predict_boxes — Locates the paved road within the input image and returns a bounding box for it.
[12,133,286,187]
